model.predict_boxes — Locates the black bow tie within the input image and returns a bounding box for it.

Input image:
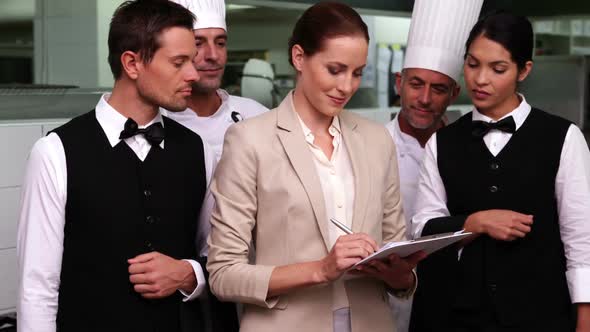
[472,116,516,138]
[119,118,165,146]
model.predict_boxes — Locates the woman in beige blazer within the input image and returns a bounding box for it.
[207,3,425,332]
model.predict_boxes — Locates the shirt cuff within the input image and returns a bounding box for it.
[566,267,590,303]
[179,259,206,302]
[422,215,467,236]
[387,269,418,299]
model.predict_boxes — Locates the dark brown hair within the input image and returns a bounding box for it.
[108,0,195,80]
[288,2,369,66]
[465,11,533,71]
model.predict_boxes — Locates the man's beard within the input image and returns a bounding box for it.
[191,77,221,94]
[192,63,224,94]
[137,79,188,112]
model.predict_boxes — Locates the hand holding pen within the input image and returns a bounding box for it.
[330,218,425,290]
[315,218,378,283]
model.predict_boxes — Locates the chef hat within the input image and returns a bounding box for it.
[171,0,226,31]
[403,0,483,82]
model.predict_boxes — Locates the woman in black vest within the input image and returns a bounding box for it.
[410,12,590,332]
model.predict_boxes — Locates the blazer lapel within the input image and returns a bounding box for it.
[340,111,370,233]
[275,93,332,251]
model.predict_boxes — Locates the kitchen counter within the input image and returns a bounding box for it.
[0,87,108,121]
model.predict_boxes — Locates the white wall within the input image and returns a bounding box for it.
[34,0,100,87]
[0,120,66,315]
[374,15,411,45]
[30,2,411,88]
[0,0,35,23]
[97,0,125,88]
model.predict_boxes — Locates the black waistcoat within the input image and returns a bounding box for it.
[52,110,207,332]
[411,109,575,331]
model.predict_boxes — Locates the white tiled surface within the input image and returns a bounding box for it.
[0,188,19,250]
[0,126,42,188]
[0,121,65,316]
[0,248,17,313]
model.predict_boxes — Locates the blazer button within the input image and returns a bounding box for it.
[143,189,152,197]
[146,216,156,224]
[490,162,499,171]
[489,185,499,193]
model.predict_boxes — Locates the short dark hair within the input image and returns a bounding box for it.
[108,0,195,80]
[288,2,369,67]
[465,11,533,70]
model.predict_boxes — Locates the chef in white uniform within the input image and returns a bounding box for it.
[161,2,266,329]
[163,0,268,162]
[384,1,483,331]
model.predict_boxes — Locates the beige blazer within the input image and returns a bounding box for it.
[207,93,408,332]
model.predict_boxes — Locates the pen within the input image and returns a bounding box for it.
[330,218,353,235]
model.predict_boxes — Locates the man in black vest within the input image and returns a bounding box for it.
[16,1,232,331]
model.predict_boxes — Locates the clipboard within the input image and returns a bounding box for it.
[352,230,472,268]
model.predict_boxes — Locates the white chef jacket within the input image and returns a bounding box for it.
[161,89,268,162]
[17,94,217,332]
[385,114,425,239]
[385,113,426,332]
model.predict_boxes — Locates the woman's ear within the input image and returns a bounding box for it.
[517,60,533,82]
[291,44,305,72]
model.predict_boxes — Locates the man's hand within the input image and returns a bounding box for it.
[352,251,427,290]
[464,209,533,241]
[128,251,196,299]
[577,303,590,332]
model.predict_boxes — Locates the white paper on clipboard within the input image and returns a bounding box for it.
[352,230,472,268]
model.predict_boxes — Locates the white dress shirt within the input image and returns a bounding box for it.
[17,94,217,332]
[412,94,590,303]
[161,89,268,162]
[296,113,355,316]
[297,115,355,249]
[385,114,425,239]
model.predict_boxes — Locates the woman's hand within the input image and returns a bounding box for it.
[267,233,379,298]
[352,251,427,290]
[464,209,533,241]
[317,233,379,283]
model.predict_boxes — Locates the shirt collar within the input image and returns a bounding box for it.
[392,113,422,150]
[206,89,230,120]
[216,88,230,103]
[471,93,531,131]
[292,94,341,145]
[95,93,164,148]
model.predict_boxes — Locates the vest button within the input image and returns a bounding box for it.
[489,185,499,193]
[143,189,151,197]
[490,162,499,170]
[489,283,497,293]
